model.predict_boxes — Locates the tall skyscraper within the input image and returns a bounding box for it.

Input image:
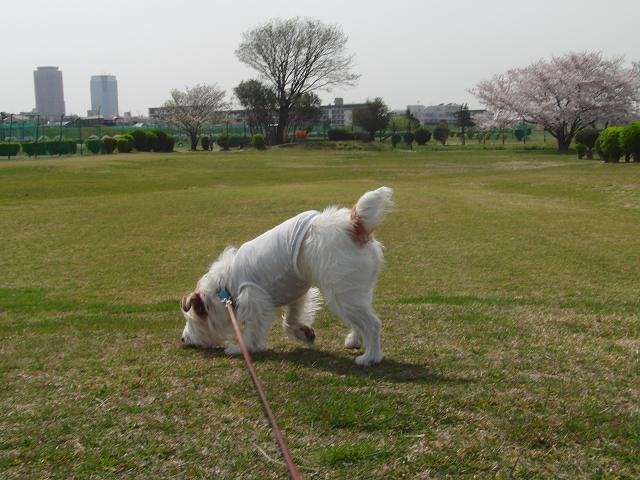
[90,75,119,117]
[33,66,66,122]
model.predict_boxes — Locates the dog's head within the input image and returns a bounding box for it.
[180,248,237,348]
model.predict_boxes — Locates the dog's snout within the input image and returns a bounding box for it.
[181,336,185,343]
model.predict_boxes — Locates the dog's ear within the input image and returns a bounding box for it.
[181,292,207,317]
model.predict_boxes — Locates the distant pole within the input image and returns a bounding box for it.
[8,114,14,141]
[21,121,25,142]
[78,118,83,155]
[35,115,40,158]
[522,117,526,144]
[59,114,63,140]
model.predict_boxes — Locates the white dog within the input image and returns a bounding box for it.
[181,186,393,366]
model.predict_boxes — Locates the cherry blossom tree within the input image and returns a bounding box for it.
[471,52,640,151]
[161,84,228,151]
[474,109,517,144]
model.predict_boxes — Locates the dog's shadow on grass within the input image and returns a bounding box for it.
[197,347,469,385]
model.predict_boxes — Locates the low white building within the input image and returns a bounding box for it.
[320,98,367,127]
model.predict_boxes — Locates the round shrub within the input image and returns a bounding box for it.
[597,127,624,163]
[45,140,72,156]
[0,142,21,157]
[166,134,175,152]
[145,131,158,152]
[130,129,149,151]
[619,122,640,162]
[216,134,230,151]
[150,129,173,152]
[229,135,250,149]
[391,133,401,148]
[575,128,599,150]
[116,138,132,153]
[403,132,415,149]
[252,133,266,150]
[414,127,431,145]
[85,138,103,154]
[433,125,450,145]
[575,143,587,159]
[201,136,210,151]
[102,136,116,154]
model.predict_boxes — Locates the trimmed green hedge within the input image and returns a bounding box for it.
[102,136,116,154]
[0,142,21,157]
[85,138,103,154]
[216,134,230,151]
[597,127,624,163]
[45,140,77,156]
[327,129,364,141]
[619,122,640,162]
[22,142,48,157]
[252,133,266,150]
[414,127,432,145]
[116,137,132,153]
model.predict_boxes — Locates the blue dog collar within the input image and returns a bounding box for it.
[218,288,236,308]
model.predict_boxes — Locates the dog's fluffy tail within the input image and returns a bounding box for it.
[351,186,393,245]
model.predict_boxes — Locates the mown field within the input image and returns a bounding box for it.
[1,147,639,479]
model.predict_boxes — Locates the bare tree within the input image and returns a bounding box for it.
[161,84,227,151]
[236,17,359,144]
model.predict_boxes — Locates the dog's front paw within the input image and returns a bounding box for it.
[355,352,384,366]
[224,344,242,356]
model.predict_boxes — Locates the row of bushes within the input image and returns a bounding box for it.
[201,135,259,150]
[595,123,640,163]
[327,129,366,141]
[17,140,78,157]
[0,142,21,157]
[130,129,175,152]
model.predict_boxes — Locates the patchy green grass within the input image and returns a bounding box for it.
[0,148,639,479]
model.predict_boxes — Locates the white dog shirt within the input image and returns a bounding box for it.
[228,210,319,307]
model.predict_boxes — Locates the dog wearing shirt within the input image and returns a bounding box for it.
[181,186,393,366]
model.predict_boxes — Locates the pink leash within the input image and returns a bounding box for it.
[223,301,302,479]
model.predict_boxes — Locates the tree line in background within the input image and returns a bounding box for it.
[4,21,640,156]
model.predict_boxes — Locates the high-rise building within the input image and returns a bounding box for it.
[90,75,119,118]
[33,66,66,122]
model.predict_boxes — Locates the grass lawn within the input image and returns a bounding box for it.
[1,147,639,479]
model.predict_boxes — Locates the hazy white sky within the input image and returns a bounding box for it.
[3,0,639,116]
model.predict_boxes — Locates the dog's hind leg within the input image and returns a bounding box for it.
[282,287,321,344]
[324,292,383,366]
[344,330,362,349]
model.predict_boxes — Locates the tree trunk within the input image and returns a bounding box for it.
[557,136,571,152]
[190,133,198,151]
[275,104,289,145]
